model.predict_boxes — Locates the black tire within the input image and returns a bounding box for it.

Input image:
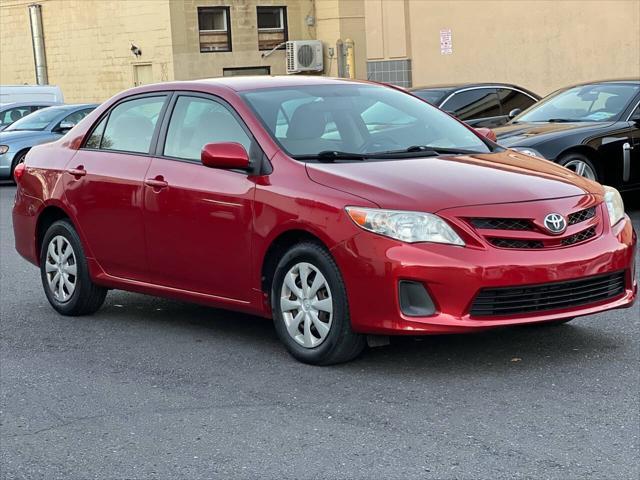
[40,219,107,316]
[271,242,366,365]
[558,153,599,182]
[10,150,28,183]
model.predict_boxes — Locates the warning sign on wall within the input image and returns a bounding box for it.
[440,29,453,55]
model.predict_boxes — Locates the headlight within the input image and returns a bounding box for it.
[346,207,465,246]
[511,147,543,158]
[603,185,625,226]
[0,145,8,155]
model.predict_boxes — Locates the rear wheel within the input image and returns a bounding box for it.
[558,153,598,182]
[271,242,365,365]
[40,219,107,316]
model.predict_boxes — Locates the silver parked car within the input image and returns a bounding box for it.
[0,104,97,180]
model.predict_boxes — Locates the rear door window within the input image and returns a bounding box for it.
[89,96,166,153]
[441,89,501,121]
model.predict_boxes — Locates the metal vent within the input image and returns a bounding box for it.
[561,227,596,246]
[470,218,532,230]
[568,207,596,225]
[489,238,544,249]
[470,271,626,317]
[297,44,314,67]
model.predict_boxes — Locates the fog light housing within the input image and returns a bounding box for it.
[398,281,436,317]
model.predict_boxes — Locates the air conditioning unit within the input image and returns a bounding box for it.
[286,40,323,74]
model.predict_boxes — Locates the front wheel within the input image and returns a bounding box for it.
[558,153,599,182]
[271,242,365,365]
[40,219,107,316]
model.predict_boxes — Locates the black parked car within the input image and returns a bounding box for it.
[494,80,640,190]
[410,83,540,128]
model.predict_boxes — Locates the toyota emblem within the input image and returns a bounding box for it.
[543,213,567,234]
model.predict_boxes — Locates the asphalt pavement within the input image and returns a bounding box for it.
[1,183,638,480]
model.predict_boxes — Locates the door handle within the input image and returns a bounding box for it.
[144,176,168,189]
[622,143,632,182]
[67,166,86,178]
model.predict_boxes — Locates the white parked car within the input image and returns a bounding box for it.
[0,85,64,103]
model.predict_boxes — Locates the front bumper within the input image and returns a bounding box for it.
[333,215,637,335]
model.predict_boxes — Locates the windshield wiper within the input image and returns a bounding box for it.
[370,145,480,156]
[294,150,368,162]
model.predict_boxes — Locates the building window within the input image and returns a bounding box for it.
[257,6,287,51]
[198,7,231,52]
[223,66,271,77]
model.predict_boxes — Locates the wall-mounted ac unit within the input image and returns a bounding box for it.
[286,40,323,74]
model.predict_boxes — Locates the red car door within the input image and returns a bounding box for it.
[64,94,168,280]
[143,94,255,301]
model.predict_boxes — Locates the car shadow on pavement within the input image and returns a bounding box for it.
[93,290,626,375]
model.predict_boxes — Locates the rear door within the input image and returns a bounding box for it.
[441,88,504,128]
[626,103,640,186]
[65,94,169,280]
[143,93,256,301]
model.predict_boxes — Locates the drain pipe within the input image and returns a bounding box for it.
[28,3,48,85]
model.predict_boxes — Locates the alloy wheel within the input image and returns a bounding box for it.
[45,235,77,303]
[280,262,333,348]
[563,159,597,180]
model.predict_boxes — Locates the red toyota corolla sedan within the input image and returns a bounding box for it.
[12,77,637,364]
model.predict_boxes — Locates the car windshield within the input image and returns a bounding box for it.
[240,84,491,159]
[4,106,67,131]
[516,84,639,123]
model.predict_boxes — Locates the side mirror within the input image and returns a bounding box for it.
[630,111,640,124]
[508,108,522,119]
[55,121,75,133]
[201,142,250,170]
[474,127,497,142]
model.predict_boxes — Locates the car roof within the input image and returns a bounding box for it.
[163,75,376,92]
[559,79,640,88]
[410,82,532,92]
[35,103,97,114]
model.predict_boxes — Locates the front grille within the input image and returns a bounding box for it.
[561,227,596,246]
[470,271,626,317]
[470,218,532,230]
[489,238,544,249]
[568,207,596,225]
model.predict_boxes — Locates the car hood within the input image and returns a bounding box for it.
[0,130,47,144]
[305,150,602,212]
[493,121,613,147]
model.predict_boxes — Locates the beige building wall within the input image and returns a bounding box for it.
[365,0,640,95]
[315,0,366,78]
[169,0,315,80]
[0,0,174,103]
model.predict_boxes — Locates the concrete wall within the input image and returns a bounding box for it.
[315,0,366,79]
[403,0,640,95]
[169,0,315,80]
[0,0,174,103]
